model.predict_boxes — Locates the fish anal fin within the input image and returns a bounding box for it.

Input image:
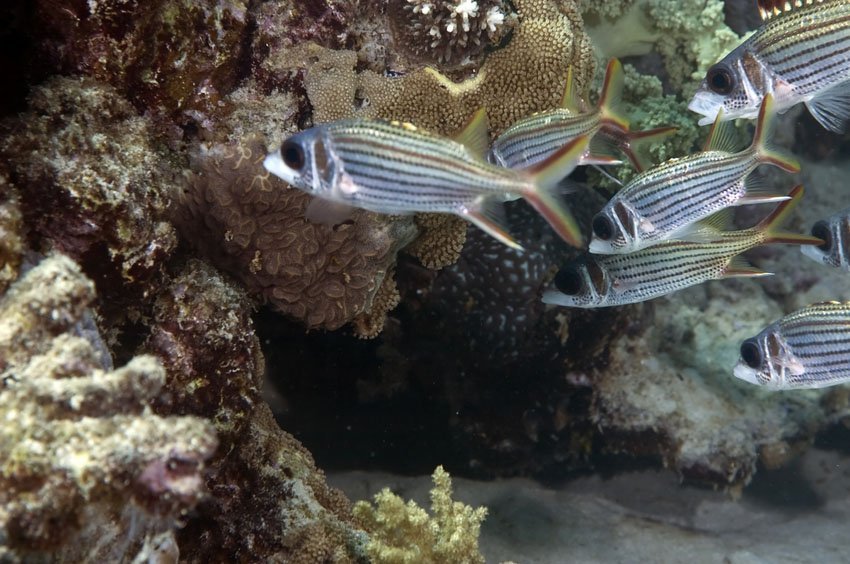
[703,109,740,152]
[461,198,523,251]
[737,176,791,205]
[585,134,622,166]
[722,255,772,279]
[305,197,357,225]
[454,108,490,160]
[806,80,850,133]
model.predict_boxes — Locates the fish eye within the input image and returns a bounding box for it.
[811,220,832,251]
[740,339,762,369]
[281,140,306,170]
[706,63,736,95]
[592,214,614,241]
[554,266,584,296]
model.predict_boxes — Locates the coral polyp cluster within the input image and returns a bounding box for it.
[388,0,517,66]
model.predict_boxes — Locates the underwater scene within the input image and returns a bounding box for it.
[3,0,850,561]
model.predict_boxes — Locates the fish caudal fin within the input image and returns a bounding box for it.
[621,126,678,171]
[597,59,629,132]
[757,185,824,246]
[522,135,591,247]
[751,94,800,173]
[461,197,524,251]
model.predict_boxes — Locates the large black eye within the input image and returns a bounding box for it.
[740,339,762,369]
[281,140,305,170]
[706,63,736,95]
[554,266,584,295]
[592,214,614,241]
[811,220,832,251]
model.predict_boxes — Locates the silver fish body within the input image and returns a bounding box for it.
[734,301,850,389]
[689,0,850,132]
[588,95,798,255]
[489,111,600,169]
[264,115,589,248]
[801,207,850,270]
[544,185,819,308]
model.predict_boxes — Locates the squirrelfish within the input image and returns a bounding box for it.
[735,301,850,389]
[801,207,850,270]
[488,59,676,172]
[690,0,850,132]
[589,94,798,255]
[263,110,591,249]
[543,185,821,308]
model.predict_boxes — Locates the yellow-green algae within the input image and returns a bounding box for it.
[354,466,488,564]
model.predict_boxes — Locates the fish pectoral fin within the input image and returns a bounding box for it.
[304,197,357,225]
[722,256,772,278]
[461,199,524,251]
[806,81,850,133]
[676,209,734,242]
[703,110,740,152]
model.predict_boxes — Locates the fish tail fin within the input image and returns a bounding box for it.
[758,185,822,245]
[597,59,629,132]
[522,135,590,247]
[620,126,678,172]
[752,93,800,173]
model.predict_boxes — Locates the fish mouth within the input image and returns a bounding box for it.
[687,92,721,125]
[800,244,825,263]
[588,239,614,254]
[263,151,298,185]
[733,362,761,386]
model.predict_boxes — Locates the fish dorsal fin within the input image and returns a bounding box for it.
[454,108,490,160]
[703,109,740,152]
[757,0,824,21]
[559,66,585,113]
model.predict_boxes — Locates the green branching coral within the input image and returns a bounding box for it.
[581,0,741,92]
[353,466,488,564]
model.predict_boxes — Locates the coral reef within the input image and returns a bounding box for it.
[175,135,417,333]
[354,466,487,564]
[406,214,468,270]
[580,0,741,92]
[262,0,596,134]
[31,0,250,119]
[0,177,23,294]
[0,253,217,561]
[386,0,518,68]
[0,77,179,320]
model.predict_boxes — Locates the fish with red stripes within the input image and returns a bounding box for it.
[689,0,850,132]
[264,110,607,249]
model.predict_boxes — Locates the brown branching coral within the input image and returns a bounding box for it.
[387,0,518,68]
[175,135,417,332]
[0,254,217,562]
[0,77,179,317]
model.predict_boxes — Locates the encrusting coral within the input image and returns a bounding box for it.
[0,178,23,294]
[0,77,180,319]
[142,259,366,561]
[0,253,217,562]
[175,135,417,333]
[354,466,488,564]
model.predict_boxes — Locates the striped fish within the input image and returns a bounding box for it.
[588,94,798,255]
[488,59,676,172]
[801,207,850,270]
[263,110,596,249]
[734,301,850,389]
[543,185,821,308]
[689,0,850,132]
